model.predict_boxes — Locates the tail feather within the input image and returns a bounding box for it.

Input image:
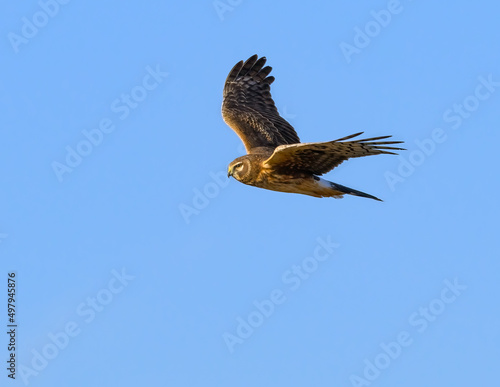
[330,181,382,201]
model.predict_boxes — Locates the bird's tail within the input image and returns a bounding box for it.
[328,180,382,201]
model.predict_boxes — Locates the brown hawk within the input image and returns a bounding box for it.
[222,55,404,201]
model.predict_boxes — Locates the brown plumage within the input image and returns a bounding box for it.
[222,55,405,201]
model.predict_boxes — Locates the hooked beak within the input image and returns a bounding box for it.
[227,166,233,178]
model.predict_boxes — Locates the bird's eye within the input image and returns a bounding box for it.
[235,163,243,169]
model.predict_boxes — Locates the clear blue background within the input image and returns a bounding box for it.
[1,1,499,386]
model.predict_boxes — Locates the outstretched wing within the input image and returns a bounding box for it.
[263,132,405,175]
[222,55,300,153]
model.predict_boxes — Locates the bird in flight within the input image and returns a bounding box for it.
[222,55,404,201]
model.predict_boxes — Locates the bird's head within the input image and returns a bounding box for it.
[227,156,253,183]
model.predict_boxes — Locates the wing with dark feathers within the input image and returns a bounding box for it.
[222,55,300,153]
[263,132,405,175]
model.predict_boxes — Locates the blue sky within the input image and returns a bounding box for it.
[1,1,499,386]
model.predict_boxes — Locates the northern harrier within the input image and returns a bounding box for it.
[222,55,404,201]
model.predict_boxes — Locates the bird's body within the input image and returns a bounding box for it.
[227,148,381,200]
[222,55,404,201]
